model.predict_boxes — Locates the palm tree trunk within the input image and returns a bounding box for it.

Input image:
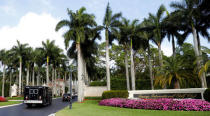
[77,43,84,102]
[192,26,205,88]
[46,56,49,85]
[157,44,163,67]
[55,68,57,96]
[148,43,154,90]
[32,64,35,86]
[81,49,85,100]
[18,58,22,96]
[105,29,111,90]
[172,35,176,58]
[64,72,66,82]
[9,70,12,97]
[26,64,29,86]
[197,32,207,88]
[37,70,40,86]
[2,65,6,97]
[174,78,180,89]
[125,48,130,90]
[130,39,136,90]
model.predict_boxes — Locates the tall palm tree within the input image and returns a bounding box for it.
[41,39,57,85]
[56,7,98,102]
[11,40,29,95]
[139,19,155,90]
[103,3,121,90]
[34,48,45,86]
[115,17,131,90]
[170,0,209,88]
[148,4,167,67]
[0,49,9,97]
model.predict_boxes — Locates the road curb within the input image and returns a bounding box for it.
[53,97,61,99]
[0,103,23,109]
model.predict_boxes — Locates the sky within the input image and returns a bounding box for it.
[0,0,209,56]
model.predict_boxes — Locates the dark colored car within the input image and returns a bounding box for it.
[62,93,71,101]
[24,86,52,107]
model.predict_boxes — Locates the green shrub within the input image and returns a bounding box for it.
[204,88,210,102]
[89,81,106,86]
[102,90,128,99]
[111,78,151,90]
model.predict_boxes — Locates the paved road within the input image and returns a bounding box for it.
[0,97,76,116]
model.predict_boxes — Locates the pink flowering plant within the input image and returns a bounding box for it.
[99,98,210,111]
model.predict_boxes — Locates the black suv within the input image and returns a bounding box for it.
[62,93,71,101]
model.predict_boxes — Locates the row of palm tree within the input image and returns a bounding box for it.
[0,40,68,97]
[56,0,209,102]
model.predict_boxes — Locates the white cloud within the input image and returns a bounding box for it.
[0,12,65,51]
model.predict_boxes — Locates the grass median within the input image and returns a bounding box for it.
[56,100,210,116]
[0,101,22,107]
[6,97,23,100]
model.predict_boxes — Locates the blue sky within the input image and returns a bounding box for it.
[0,0,209,56]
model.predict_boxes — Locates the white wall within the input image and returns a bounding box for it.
[84,86,107,97]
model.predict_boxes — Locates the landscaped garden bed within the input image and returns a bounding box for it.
[56,100,210,116]
[99,98,210,111]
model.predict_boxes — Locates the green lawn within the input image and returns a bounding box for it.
[56,100,210,116]
[0,101,22,107]
[6,97,23,100]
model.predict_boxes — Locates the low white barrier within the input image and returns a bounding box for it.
[128,88,207,100]
[84,86,107,97]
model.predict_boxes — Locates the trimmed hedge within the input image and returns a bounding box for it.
[89,81,106,86]
[204,88,210,102]
[102,90,128,100]
[90,78,151,90]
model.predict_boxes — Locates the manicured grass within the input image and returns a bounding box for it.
[56,100,210,116]
[0,101,22,107]
[6,97,23,100]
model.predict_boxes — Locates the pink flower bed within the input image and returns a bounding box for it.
[99,98,210,111]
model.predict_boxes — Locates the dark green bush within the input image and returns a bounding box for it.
[204,88,210,102]
[111,78,151,90]
[102,90,128,99]
[90,78,151,89]
[89,81,106,86]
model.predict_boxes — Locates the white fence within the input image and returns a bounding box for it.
[84,86,107,97]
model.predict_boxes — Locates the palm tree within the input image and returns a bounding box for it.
[170,0,209,88]
[155,57,192,89]
[148,4,167,67]
[115,17,131,90]
[103,3,121,90]
[41,39,57,85]
[56,7,98,102]
[34,48,45,86]
[0,49,9,97]
[11,40,29,95]
[139,19,155,90]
